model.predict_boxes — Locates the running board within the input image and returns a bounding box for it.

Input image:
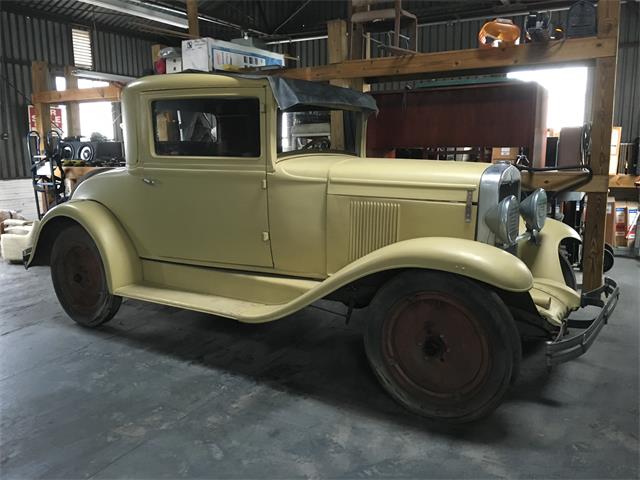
[114,283,286,322]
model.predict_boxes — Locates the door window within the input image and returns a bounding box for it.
[152,98,260,157]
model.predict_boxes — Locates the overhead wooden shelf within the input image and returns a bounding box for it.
[608,174,640,188]
[521,172,639,192]
[32,85,122,104]
[280,36,617,82]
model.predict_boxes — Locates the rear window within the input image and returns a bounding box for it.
[152,98,260,157]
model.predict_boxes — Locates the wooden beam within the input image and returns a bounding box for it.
[31,60,51,138]
[64,66,81,136]
[608,174,640,189]
[280,36,617,82]
[32,85,122,104]
[328,19,349,150]
[583,0,620,292]
[186,0,200,38]
[521,172,609,193]
[521,172,639,193]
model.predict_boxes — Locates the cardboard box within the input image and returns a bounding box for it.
[491,147,520,163]
[558,127,582,166]
[626,201,639,247]
[614,201,627,247]
[166,57,182,74]
[605,196,616,246]
[609,126,622,175]
[181,38,284,72]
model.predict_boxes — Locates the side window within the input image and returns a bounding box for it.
[152,97,260,157]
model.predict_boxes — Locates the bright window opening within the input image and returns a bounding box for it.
[53,75,114,139]
[507,66,588,132]
[72,28,93,70]
[79,102,114,140]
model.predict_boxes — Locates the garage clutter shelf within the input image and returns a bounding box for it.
[279,0,633,290]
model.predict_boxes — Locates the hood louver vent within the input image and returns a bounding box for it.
[349,200,400,261]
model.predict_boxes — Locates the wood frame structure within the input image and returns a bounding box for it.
[283,36,618,82]
[281,0,627,291]
[28,0,199,136]
[29,60,123,140]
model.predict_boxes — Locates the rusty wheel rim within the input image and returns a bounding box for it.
[382,292,491,399]
[60,244,102,314]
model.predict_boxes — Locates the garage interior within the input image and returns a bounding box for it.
[0,0,638,478]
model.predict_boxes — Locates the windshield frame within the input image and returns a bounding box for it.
[276,108,367,159]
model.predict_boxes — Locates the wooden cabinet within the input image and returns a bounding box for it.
[367,81,548,167]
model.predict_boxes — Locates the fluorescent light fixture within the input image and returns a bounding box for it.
[266,35,328,45]
[76,0,189,29]
[73,69,137,84]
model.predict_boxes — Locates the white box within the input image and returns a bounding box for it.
[181,38,284,72]
[166,57,182,74]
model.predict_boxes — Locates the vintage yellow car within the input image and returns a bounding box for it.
[24,73,618,423]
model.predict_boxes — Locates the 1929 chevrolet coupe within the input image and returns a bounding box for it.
[24,73,618,422]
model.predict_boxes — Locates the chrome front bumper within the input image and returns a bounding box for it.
[545,277,620,367]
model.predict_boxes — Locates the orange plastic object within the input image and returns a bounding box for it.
[478,18,521,48]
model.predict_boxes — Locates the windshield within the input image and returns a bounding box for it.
[277,108,360,156]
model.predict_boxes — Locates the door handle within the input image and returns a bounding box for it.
[142,178,156,186]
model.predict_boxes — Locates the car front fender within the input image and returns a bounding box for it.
[239,236,531,323]
[25,200,141,293]
[229,236,534,323]
[518,218,581,286]
[323,236,534,293]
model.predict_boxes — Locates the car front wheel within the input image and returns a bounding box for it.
[51,224,122,327]
[364,270,521,423]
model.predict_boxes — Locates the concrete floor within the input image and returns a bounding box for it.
[0,259,638,479]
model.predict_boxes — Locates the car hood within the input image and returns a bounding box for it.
[277,154,490,202]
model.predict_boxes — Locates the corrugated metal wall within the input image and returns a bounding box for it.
[272,38,328,68]
[0,10,153,179]
[614,1,639,142]
[93,30,154,77]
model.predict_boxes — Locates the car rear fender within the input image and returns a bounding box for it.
[25,200,141,293]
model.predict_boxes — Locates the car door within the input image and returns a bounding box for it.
[125,87,272,269]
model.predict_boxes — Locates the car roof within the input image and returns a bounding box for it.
[123,72,378,114]
[124,72,269,93]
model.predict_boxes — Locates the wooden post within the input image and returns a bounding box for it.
[64,66,81,136]
[394,0,401,48]
[186,0,200,38]
[349,0,370,61]
[31,61,51,139]
[328,19,349,150]
[582,0,620,291]
[327,19,367,150]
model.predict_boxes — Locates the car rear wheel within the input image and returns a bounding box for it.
[51,225,121,327]
[364,270,521,423]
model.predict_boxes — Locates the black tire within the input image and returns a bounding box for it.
[51,225,121,327]
[559,251,578,290]
[603,246,614,273]
[364,270,521,423]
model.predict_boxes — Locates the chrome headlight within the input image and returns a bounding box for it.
[484,195,520,246]
[477,162,521,247]
[520,188,547,231]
